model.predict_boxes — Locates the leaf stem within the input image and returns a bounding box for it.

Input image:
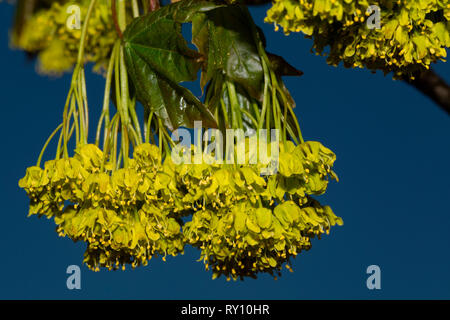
[77,0,97,65]
[37,124,63,167]
[112,117,120,170]
[98,41,118,147]
[129,97,143,144]
[227,81,243,130]
[259,59,270,130]
[145,111,155,144]
[117,0,127,31]
[80,68,89,141]
[131,0,140,18]
[61,87,74,158]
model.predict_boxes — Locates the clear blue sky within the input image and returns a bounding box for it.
[0,4,449,299]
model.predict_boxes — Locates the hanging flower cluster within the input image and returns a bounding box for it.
[19,140,342,277]
[19,144,185,271]
[17,0,342,280]
[183,141,342,280]
[265,0,450,77]
[12,0,116,74]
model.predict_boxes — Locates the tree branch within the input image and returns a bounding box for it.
[404,69,450,115]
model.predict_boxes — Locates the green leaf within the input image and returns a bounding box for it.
[192,5,264,100]
[123,0,220,130]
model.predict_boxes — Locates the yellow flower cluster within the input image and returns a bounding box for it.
[19,141,342,278]
[15,0,116,74]
[265,0,450,77]
[183,141,342,280]
[184,199,340,280]
[19,144,185,270]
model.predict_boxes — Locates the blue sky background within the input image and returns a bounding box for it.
[0,4,449,299]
